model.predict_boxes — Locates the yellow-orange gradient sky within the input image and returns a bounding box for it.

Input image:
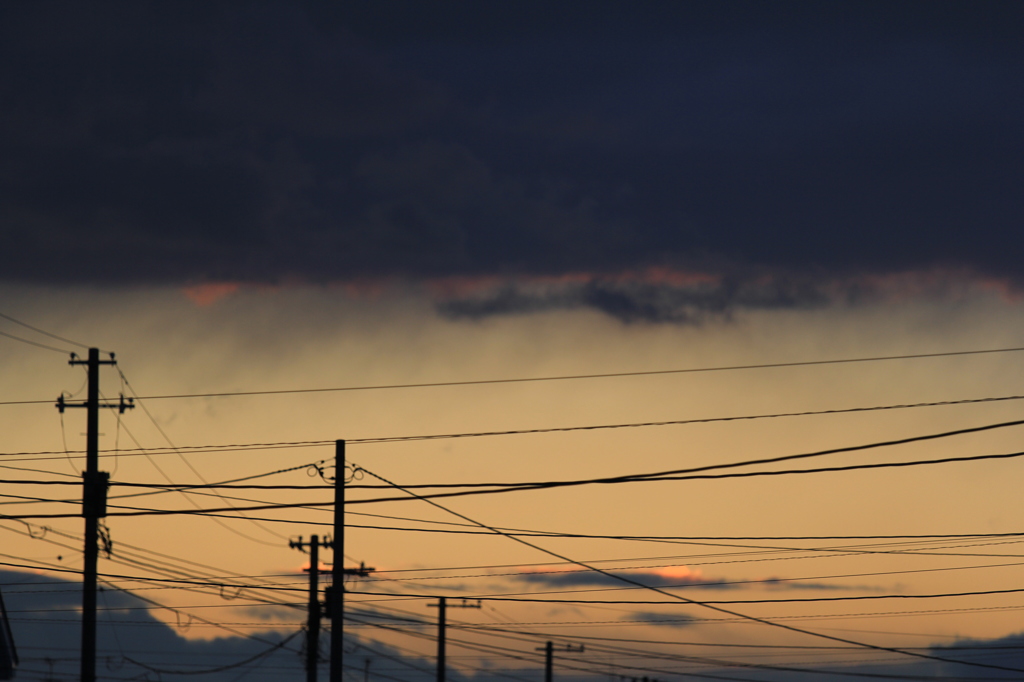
[5,6,1024,676]
[5,280,1024,678]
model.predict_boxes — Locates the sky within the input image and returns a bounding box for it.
[4,2,1024,680]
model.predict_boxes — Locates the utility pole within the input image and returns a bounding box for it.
[326,440,375,682]
[56,348,132,682]
[428,598,481,682]
[290,535,331,682]
[322,561,372,677]
[534,642,584,682]
[329,440,345,682]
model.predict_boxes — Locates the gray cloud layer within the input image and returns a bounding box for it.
[2,2,1023,320]
[4,570,1023,681]
[512,569,858,591]
[0,570,299,682]
[437,275,834,323]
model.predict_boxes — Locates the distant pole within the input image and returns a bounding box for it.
[429,598,480,682]
[535,642,584,682]
[290,535,329,682]
[58,348,131,682]
[308,537,321,682]
[330,440,345,682]
[310,537,321,682]
[436,597,446,682]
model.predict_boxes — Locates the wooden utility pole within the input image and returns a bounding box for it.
[535,642,584,682]
[56,348,132,682]
[326,440,375,682]
[330,440,345,682]
[290,535,332,682]
[429,598,481,682]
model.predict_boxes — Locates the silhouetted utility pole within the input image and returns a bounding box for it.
[330,440,345,682]
[535,642,584,682]
[56,348,132,682]
[323,560,372,678]
[429,598,481,682]
[290,535,332,682]
[327,440,374,682]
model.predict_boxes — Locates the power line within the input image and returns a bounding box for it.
[351,556,1024,602]
[7,413,1023,501]
[121,630,301,676]
[340,521,1024,545]
[0,540,306,606]
[14,509,999,675]
[0,462,79,477]
[333,416,1024,504]
[341,607,969,682]
[0,518,307,604]
[351,462,1024,675]
[6,445,1024,509]
[0,328,72,354]
[348,395,1024,445]
[5,345,1024,406]
[341,449,1024,506]
[0,479,80,486]
[6,392,1024,458]
[353,548,1024,578]
[346,608,1024,682]
[97,578,304,650]
[0,559,307,592]
[342,512,1024,542]
[0,498,333,520]
[503,629,1009,682]
[67,345,1024,398]
[9,435,1024,518]
[0,310,93,349]
[347,586,1024,605]
[113,367,290,546]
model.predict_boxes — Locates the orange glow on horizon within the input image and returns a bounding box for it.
[183,282,241,306]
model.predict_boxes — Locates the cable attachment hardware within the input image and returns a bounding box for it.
[98,522,114,558]
[343,464,364,484]
[82,470,110,518]
[219,584,245,601]
[175,611,192,633]
[308,462,329,482]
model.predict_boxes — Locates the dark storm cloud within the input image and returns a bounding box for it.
[437,274,832,323]
[515,569,733,589]
[3,1,1024,317]
[512,569,856,591]
[626,611,696,629]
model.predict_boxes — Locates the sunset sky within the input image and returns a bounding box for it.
[3,2,1024,681]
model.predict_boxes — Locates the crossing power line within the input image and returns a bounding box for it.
[4,394,1024,464]
[351,463,1024,675]
[5,344,1024,406]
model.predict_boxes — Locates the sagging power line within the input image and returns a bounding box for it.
[5,343,1024,406]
